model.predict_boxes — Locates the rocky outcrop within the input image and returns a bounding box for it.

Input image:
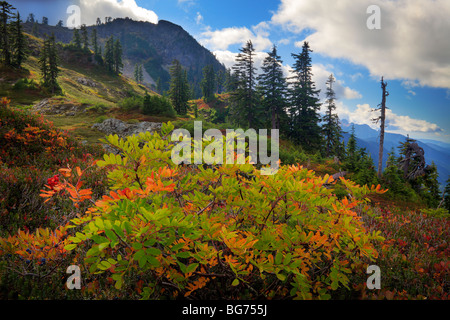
[92,118,162,138]
[32,98,89,116]
[76,77,98,88]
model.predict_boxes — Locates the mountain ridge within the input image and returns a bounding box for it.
[22,18,226,95]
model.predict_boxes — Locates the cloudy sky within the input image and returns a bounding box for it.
[10,0,450,143]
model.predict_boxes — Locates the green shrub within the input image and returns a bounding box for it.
[12,78,38,91]
[118,96,143,111]
[141,94,177,118]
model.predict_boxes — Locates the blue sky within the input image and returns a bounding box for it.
[10,0,450,143]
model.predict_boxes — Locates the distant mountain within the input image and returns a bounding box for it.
[341,120,450,186]
[23,18,226,95]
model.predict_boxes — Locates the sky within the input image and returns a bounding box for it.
[9,0,450,143]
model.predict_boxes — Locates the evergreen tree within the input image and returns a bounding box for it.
[168,59,190,115]
[443,177,450,212]
[104,36,114,72]
[134,64,144,83]
[91,28,99,56]
[80,24,89,51]
[42,16,48,25]
[96,17,102,26]
[257,45,287,130]
[40,33,60,94]
[288,41,322,152]
[201,64,216,103]
[113,38,123,74]
[10,11,28,67]
[322,74,344,158]
[216,69,225,94]
[224,68,238,93]
[72,28,82,50]
[421,163,441,208]
[26,13,35,23]
[56,20,63,27]
[156,77,162,94]
[231,40,259,128]
[0,1,14,66]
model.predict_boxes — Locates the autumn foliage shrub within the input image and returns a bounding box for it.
[358,206,449,299]
[48,122,387,300]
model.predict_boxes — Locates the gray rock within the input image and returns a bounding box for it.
[92,118,162,138]
[76,77,98,88]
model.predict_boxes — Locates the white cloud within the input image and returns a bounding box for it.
[336,103,443,134]
[200,23,272,52]
[213,50,269,71]
[195,12,203,25]
[272,0,450,89]
[79,0,158,25]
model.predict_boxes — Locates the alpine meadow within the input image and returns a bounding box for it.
[0,0,449,308]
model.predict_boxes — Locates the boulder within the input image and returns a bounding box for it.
[92,118,162,138]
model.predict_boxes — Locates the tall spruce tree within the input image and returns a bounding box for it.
[288,41,322,151]
[231,40,259,128]
[134,63,144,83]
[322,74,344,158]
[0,1,14,66]
[80,24,89,51]
[443,177,450,212]
[168,59,189,115]
[91,28,99,56]
[11,11,28,67]
[216,69,225,94]
[113,38,123,74]
[72,28,82,50]
[201,64,216,103]
[40,33,60,94]
[104,36,114,72]
[257,45,287,130]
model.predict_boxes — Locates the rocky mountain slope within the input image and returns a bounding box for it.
[23,18,226,95]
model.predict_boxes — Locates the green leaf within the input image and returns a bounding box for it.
[276,273,286,281]
[64,244,77,251]
[147,247,162,256]
[104,229,118,242]
[68,237,81,244]
[133,242,143,250]
[232,279,239,286]
[186,263,199,274]
[147,256,161,267]
[98,242,110,251]
[275,252,283,265]
[176,251,190,259]
[138,255,147,268]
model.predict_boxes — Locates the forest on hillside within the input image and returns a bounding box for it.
[0,0,448,303]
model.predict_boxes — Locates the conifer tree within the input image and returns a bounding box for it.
[80,24,89,51]
[91,28,99,56]
[40,33,60,94]
[72,28,82,50]
[42,16,48,25]
[231,40,259,128]
[322,74,344,158]
[288,41,322,151]
[26,13,35,23]
[0,1,14,66]
[216,69,225,94]
[134,64,144,83]
[10,11,28,67]
[168,59,189,115]
[56,20,63,27]
[201,64,216,103]
[443,177,450,212]
[113,38,123,74]
[257,45,287,130]
[104,36,114,72]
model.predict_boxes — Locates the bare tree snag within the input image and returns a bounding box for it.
[373,77,389,179]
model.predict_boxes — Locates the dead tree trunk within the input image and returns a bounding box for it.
[373,77,389,179]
